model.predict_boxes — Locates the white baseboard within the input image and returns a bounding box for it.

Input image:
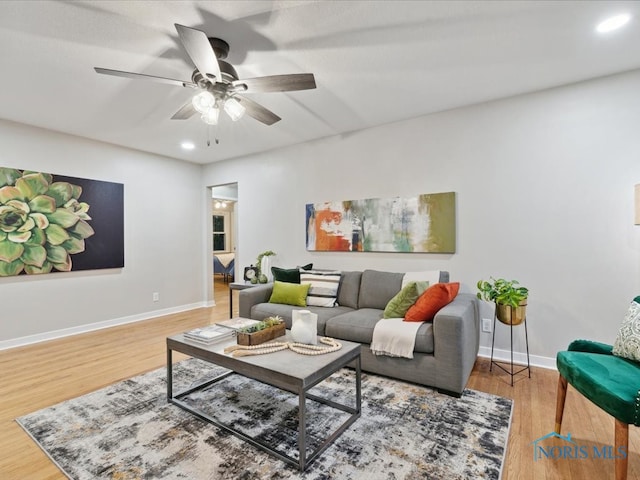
[0,302,209,351]
[478,346,557,370]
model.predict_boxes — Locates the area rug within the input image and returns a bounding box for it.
[17,358,512,479]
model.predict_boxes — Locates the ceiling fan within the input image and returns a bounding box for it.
[95,24,316,126]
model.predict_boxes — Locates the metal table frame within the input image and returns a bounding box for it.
[227,282,258,318]
[167,334,361,471]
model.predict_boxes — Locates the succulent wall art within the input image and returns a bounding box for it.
[306,192,456,253]
[0,167,124,276]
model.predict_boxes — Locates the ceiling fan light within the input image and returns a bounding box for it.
[201,106,220,125]
[192,91,215,114]
[224,98,246,122]
[596,13,631,33]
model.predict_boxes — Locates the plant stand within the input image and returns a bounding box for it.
[489,312,531,386]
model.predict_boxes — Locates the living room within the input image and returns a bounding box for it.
[1,1,639,479]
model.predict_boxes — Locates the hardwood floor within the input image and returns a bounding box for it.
[1,277,637,479]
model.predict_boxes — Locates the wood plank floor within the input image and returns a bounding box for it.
[1,276,637,479]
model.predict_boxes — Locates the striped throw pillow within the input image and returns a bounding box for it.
[300,270,342,307]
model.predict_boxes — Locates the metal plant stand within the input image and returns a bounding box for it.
[490,312,531,386]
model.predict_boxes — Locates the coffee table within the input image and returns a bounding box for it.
[166,328,361,471]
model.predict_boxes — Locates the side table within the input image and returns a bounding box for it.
[228,282,262,318]
[489,313,531,386]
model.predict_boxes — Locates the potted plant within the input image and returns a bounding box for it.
[236,316,285,345]
[477,277,529,325]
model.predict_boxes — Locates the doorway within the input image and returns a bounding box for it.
[210,182,238,304]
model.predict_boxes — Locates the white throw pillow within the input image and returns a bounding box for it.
[300,270,342,307]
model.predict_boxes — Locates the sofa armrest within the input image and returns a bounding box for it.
[567,339,613,355]
[238,284,274,318]
[432,293,480,394]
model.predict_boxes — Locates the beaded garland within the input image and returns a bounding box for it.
[224,336,342,357]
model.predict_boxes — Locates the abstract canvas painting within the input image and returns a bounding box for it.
[0,167,124,276]
[306,192,455,253]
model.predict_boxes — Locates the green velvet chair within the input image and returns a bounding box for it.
[555,339,640,480]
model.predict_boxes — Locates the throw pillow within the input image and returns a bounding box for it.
[612,296,640,362]
[271,263,313,284]
[300,270,341,307]
[404,282,460,322]
[268,281,310,307]
[383,282,424,319]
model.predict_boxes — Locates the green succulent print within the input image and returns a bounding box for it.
[0,168,95,276]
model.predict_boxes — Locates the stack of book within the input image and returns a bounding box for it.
[183,325,235,345]
[183,318,260,345]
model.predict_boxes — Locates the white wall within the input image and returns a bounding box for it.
[0,120,205,346]
[203,69,640,363]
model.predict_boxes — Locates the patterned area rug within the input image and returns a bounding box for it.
[17,359,512,479]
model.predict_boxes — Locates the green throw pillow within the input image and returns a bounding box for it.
[612,296,640,362]
[415,281,430,295]
[269,281,311,307]
[271,263,313,283]
[383,281,427,319]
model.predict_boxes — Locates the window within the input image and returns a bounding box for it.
[213,214,226,252]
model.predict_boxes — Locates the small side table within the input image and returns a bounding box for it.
[228,282,261,318]
[489,313,531,386]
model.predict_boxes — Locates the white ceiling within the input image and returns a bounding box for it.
[1,1,639,165]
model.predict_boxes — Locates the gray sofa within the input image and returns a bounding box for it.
[238,269,480,396]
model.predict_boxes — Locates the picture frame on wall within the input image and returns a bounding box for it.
[0,167,124,277]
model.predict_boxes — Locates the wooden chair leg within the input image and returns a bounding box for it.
[555,374,568,433]
[615,419,628,480]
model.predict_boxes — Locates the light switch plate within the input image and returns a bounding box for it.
[482,318,492,333]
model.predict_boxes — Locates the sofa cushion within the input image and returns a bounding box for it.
[336,271,362,309]
[405,282,460,322]
[358,270,404,310]
[250,303,354,337]
[414,322,435,354]
[325,309,383,344]
[268,281,310,307]
[325,309,435,354]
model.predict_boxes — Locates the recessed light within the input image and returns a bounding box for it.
[596,14,631,33]
[181,141,195,150]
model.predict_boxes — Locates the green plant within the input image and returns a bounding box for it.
[256,250,276,275]
[477,277,528,308]
[238,316,283,334]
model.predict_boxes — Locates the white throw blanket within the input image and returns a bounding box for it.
[370,318,424,359]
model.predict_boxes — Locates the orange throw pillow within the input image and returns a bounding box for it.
[404,282,460,322]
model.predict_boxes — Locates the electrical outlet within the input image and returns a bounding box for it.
[482,318,492,333]
[153,292,159,302]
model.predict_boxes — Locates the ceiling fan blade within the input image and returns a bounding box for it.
[233,74,316,93]
[171,101,197,120]
[94,67,196,88]
[175,24,221,83]
[236,96,281,126]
